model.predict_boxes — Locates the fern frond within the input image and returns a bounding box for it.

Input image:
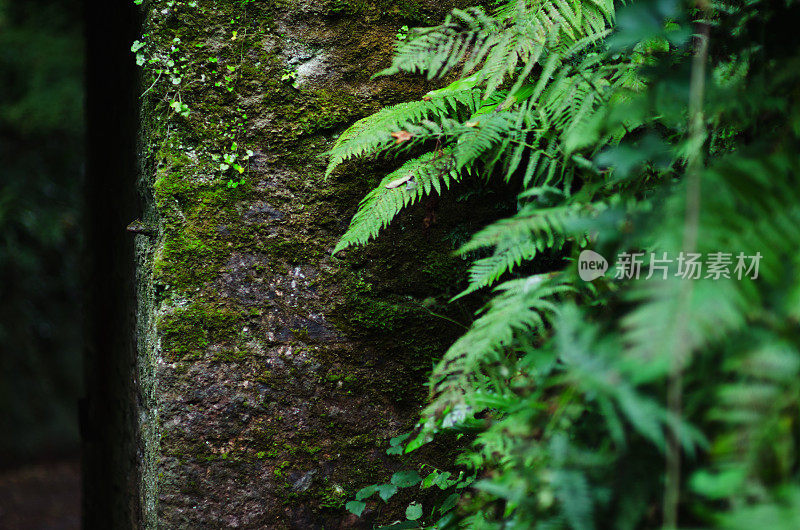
[324,90,479,178]
[454,113,515,169]
[707,337,800,484]
[459,203,575,255]
[555,305,706,453]
[622,151,800,378]
[455,238,541,300]
[622,277,749,381]
[448,199,581,299]
[377,7,499,80]
[333,150,458,253]
[427,273,574,408]
[379,0,616,99]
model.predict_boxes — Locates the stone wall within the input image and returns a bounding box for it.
[135,0,479,527]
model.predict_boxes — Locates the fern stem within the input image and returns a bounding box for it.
[410,299,470,330]
[664,6,710,529]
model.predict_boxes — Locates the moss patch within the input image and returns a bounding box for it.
[159,301,244,360]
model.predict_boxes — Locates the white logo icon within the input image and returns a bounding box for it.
[578,250,608,281]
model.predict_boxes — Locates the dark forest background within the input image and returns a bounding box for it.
[0,0,84,526]
[0,0,83,466]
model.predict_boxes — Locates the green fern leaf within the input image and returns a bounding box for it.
[428,273,574,408]
[325,90,479,178]
[333,150,458,254]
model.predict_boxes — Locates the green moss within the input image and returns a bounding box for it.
[254,370,273,384]
[159,301,243,360]
[328,269,426,338]
[318,482,348,508]
[211,348,249,362]
[290,327,311,342]
[325,371,342,383]
[154,230,213,286]
[150,149,257,293]
[294,441,322,456]
[273,460,290,479]
[326,0,441,23]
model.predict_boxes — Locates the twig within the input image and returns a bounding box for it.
[140,70,163,98]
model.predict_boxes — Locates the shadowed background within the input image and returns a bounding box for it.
[0,0,84,526]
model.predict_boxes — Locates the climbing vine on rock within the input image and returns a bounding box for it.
[132,0,260,189]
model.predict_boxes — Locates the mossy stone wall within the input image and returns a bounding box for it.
[135,0,479,527]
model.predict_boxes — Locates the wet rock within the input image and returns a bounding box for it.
[139,0,474,527]
[216,253,275,306]
[244,201,285,223]
[290,470,316,492]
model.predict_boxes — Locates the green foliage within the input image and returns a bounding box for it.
[133,0,257,182]
[326,0,635,255]
[346,454,474,527]
[333,150,461,253]
[325,88,481,179]
[334,0,800,527]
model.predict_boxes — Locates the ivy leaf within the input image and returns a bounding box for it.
[377,484,398,502]
[404,432,432,453]
[456,474,474,489]
[421,471,458,490]
[421,471,439,489]
[436,513,456,527]
[433,471,454,489]
[346,501,366,517]
[356,485,378,501]
[389,433,410,446]
[439,493,459,514]
[406,502,423,521]
[391,471,421,488]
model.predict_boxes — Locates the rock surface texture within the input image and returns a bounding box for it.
[135,0,477,527]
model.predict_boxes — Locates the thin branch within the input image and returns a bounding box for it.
[663,5,711,529]
[140,70,163,98]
